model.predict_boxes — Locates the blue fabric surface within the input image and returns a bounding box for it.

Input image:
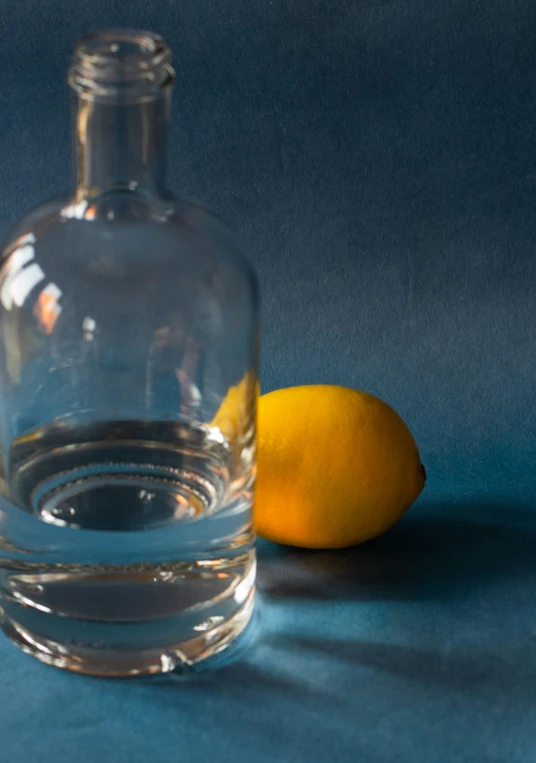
[1,0,536,760]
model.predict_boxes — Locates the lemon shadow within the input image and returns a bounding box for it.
[256,501,536,602]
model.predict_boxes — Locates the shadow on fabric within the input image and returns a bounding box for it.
[256,500,536,602]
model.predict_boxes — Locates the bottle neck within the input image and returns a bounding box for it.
[73,90,171,200]
[68,30,175,201]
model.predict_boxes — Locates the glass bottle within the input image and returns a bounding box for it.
[0,30,259,676]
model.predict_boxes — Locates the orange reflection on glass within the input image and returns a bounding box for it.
[33,283,62,335]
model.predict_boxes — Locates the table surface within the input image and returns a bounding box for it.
[2,1,536,761]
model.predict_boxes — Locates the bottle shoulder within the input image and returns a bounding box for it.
[0,197,68,257]
[0,193,258,332]
[0,192,258,294]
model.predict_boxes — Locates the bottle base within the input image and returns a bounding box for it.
[0,588,255,677]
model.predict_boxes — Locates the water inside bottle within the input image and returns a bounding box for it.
[0,419,255,675]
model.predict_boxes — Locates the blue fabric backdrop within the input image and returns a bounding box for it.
[1,1,536,760]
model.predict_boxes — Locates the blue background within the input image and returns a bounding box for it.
[2,1,536,761]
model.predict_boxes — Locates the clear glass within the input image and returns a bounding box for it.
[0,30,259,676]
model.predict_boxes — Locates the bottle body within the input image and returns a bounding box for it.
[0,32,258,676]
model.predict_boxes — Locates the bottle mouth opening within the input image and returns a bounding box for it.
[69,29,174,99]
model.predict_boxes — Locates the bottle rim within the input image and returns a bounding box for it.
[68,29,174,99]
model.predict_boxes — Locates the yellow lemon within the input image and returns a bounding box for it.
[255,385,425,549]
[211,370,259,441]
[211,370,259,470]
